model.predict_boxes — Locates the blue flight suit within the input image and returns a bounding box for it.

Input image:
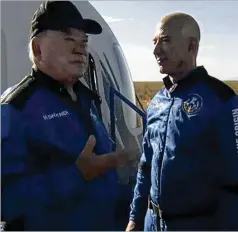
[1,68,128,230]
[129,66,238,230]
[212,95,238,230]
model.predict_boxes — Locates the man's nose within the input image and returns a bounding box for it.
[73,43,88,55]
[153,44,162,57]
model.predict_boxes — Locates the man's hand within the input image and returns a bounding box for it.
[113,148,131,167]
[76,135,130,181]
[126,221,136,231]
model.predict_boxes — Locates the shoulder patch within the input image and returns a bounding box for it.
[1,75,37,109]
[204,75,236,102]
[182,93,203,116]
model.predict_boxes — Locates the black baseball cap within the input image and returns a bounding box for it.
[30,1,102,38]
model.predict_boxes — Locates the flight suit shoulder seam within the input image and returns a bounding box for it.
[202,75,236,102]
[1,76,39,110]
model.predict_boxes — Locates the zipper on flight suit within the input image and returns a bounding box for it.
[158,97,175,199]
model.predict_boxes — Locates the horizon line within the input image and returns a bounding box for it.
[133,79,238,82]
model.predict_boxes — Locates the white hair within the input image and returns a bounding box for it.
[28,38,35,65]
[28,31,48,66]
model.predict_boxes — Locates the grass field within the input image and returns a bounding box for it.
[134,81,238,109]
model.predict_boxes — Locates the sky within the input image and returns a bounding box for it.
[90,1,238,82]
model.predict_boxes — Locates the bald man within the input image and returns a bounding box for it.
[126,13,238,231]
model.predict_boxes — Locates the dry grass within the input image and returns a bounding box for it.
[134,81,238,109]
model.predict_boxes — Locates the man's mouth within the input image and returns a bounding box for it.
[71,60,84,64]
[70,59,87,65]
[156,57,167,64]
[70,55,87,64]
[155,54,167,63]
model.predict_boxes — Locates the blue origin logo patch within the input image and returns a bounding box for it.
[182,93,203,115]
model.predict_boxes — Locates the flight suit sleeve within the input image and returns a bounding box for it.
[129,129,153,229]
[1,104,86,225]
[214,96,238,230]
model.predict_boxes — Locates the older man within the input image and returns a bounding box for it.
[126,13,238,231]
[1,1,130,230]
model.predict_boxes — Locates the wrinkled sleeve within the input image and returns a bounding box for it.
[1,104,86,224]
[214,96,238,230]
[129,128,153,228]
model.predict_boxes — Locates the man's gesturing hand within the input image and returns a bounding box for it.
[75,135,98,181]
[76,135,130,181]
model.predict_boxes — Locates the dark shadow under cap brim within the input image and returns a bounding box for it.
[79,18,102,34]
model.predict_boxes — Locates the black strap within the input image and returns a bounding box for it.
[148,196,217,221]
[148,197,163,219]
